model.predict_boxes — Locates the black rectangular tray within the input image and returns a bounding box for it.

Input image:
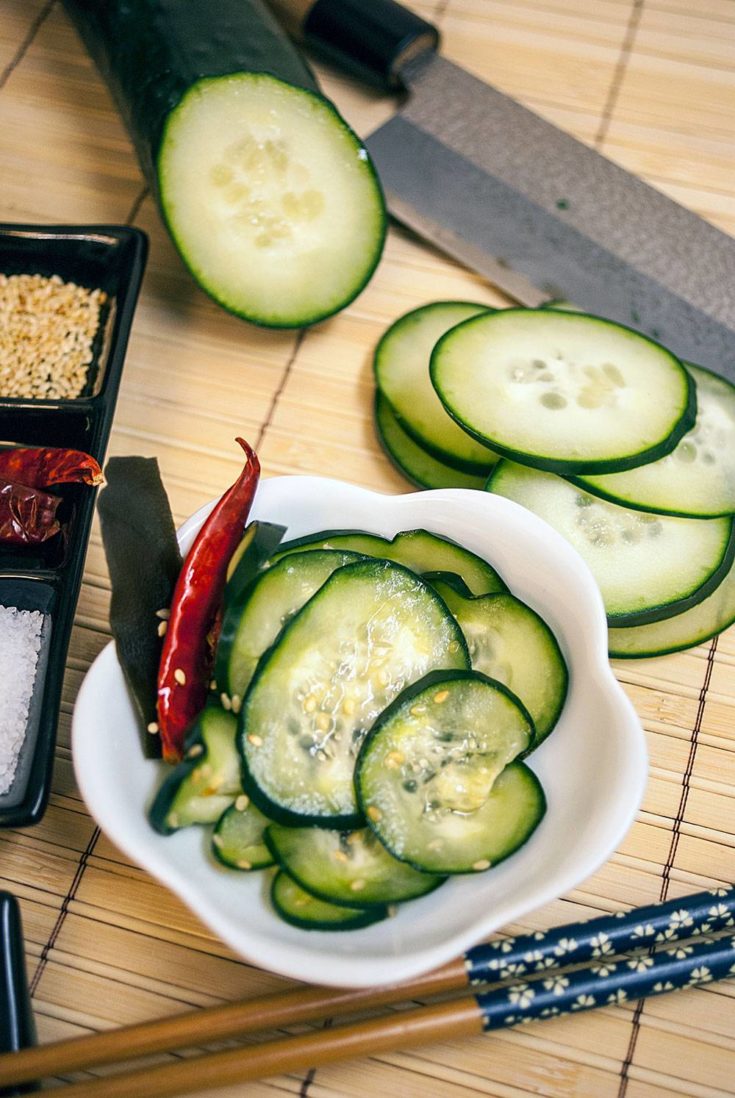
[0,891,37,1094]
[0,224,148,828]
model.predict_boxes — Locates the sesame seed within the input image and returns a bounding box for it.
[237,859,252,870]
[247,734,263,747]
[433,690,449,704]
[385,750,404,769]
[332,850,349,863]
[186,743,204,758]
[230,694,242,714]
[155,608,170,620]
[0,273,106,400]
[146,722,159,735]
[220,692,232,711]
[472,859,491,871]
[235,794,250,812]
[212,833,223,848]
[350,879,366,892]
[367,805,382,822]
[174,668,187,686]
[157,620,168,637]
[167,813,180,829]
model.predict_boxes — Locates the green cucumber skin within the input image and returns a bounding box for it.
[430,308,698,476]
[63,0,318,191]
[374,392,492,489]
[609,518,735,628]
[270,872,388,931]
[374,301,499,475]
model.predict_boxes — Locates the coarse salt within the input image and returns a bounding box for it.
[0,606,45,796]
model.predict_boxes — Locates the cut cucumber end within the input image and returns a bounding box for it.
[158,73,386,328]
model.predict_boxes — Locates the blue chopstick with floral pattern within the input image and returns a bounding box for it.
[465,884,735,986]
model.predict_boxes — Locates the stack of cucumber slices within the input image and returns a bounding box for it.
[150,523,567,932]
[373,303,735,658]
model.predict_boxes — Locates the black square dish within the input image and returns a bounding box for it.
[0,892,37,1094]
[0,224,148,828]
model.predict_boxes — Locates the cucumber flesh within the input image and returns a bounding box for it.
[571,363,735,517]
[240,559,470,827]
[374,301,498,471]
[608,553,735,658]
[375,392,492,490]
[488,461,735,625]
[431,308,695,474]
[149,707,241,834]
[271,871,387,931]
[356,671,540,875]
[212,796,274,870]
[216,548,362,699]
[159,74,385,327]
[273,528,505,596]
[265,825,443,908]
[432,582,568,748]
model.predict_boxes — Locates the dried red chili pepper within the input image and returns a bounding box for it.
[156,438,260,763]
[0,447,103,489]
[0,478,62,544]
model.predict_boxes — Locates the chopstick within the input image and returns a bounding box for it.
[1,886,732,1095]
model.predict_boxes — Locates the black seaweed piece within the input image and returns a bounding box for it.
[0,892,38,1094]
[98,457,182,758]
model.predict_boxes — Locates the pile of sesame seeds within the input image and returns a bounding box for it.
[0,272,107,400]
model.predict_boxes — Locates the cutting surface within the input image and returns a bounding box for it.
[1,1,734,1095]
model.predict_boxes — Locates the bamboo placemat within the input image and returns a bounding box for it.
[1,1,734,1095]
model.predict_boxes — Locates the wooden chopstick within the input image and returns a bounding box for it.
[14,930,735,1098]
[0,886,732,1093]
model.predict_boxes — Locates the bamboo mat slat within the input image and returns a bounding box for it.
[1,1,734,1096]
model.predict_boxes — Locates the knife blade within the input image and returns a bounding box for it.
[267,0,735,380]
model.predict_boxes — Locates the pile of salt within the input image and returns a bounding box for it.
[0,606,44,796]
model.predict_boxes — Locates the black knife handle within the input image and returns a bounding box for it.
[267,0,439,88]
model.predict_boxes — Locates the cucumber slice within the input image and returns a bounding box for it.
[271,871,387,931]
[265,825,443,908]
[375,392,492,490]
[608,553,735,658]
[224,521,287,601]
[430,308,695,474]
[240,559,470,827]
[356,671,540,875]
[570,363,735,517]
[212,795,274,870]
[488,461,735,625]
[216,549,362,700]
[65,0,386,328]
[149,707,241,834]
[431,582,568,748]
[374,301,498,471]
[273,528,506,596]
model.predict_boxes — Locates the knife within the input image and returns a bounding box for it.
[267,0,735,380]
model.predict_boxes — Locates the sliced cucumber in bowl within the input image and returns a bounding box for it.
[430,308,696,474]
[239,558,470,828]
[487,461,735,626]
[356,670,542,875]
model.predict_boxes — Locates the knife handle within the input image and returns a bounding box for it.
[266,0,439,88]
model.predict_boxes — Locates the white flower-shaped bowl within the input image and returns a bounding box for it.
[72,476,646,988]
